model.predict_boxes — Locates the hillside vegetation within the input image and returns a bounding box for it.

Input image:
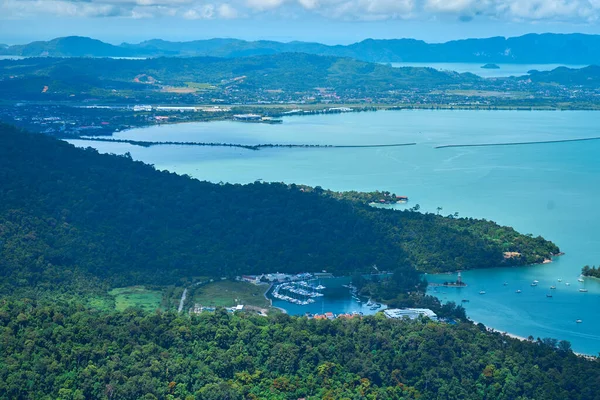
[0,124,558,299]
[0,54,477,101]
[1,300,599,399]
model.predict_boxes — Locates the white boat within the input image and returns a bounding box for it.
[531,282,538,287]
[533,280,539,284]
[576,319,583,323]
[578,278,584,282]
[557,278,562,282]
[565,283,571,286]
[515,290,522,293]
[550,286,556,290]
[579,289,588,292]
[479,291,486,295]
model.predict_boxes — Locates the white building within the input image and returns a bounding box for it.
[155,106,197,112]
[384,308,438,321]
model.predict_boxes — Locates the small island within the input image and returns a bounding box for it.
[581,265,600,279]
[481,63,501,69]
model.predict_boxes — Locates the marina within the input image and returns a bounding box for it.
[270,280,325,306]
[267,277,387,316]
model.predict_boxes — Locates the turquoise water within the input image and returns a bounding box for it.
[70,110,600,354]
[390,62,587,78]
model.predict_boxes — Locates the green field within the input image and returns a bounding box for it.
[193,281,271,308]
[108,286,163,312]
[185,82,218,90]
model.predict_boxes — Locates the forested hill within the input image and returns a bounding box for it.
[3,33,600,64]
[0,124,558,295]
[2,300,599,399]
[0,54,477,101]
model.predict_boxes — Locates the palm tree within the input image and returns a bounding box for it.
[436,206,443,215]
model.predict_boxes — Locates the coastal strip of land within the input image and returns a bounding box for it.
[75,137,417,150]
[435,136,600,149]
[470,319,595,359]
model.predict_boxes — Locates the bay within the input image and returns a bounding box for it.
[69,110,600,354]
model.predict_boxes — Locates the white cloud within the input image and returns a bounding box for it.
[2,0,600,23]
[218,3,239,18]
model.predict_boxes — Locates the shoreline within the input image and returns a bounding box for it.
[470,319,596,359]
[262,283,287,314]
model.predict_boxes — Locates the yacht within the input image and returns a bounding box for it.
[550,286,556,290]
[576,319,583,323]
[579,289,589,293]
[515,290,522,293]
[578,278,585,282]
[565,283,571,286]
[557,278,562,282]
[533,280,539,284]
[479,290,486,295]
[530,282,538,287]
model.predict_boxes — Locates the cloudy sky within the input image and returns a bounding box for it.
[1,0,600,44]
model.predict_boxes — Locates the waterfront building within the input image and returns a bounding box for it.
[384,308,438,321]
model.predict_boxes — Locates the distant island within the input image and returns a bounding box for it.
[481,63,501,69]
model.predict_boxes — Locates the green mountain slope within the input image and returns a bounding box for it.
[1,301,597,399]
[0,54,479,101]
[0,124,558,297]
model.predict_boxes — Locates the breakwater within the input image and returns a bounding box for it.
[78,137,417,150]
[435,136,600,149]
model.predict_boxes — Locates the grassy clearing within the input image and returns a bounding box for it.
[108,286,163,312]
[88,296,114,311]
[185,82,218,90]
[193,281,271,308]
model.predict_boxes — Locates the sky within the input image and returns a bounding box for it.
[1,0,600,45]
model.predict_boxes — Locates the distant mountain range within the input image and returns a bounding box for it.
[2,33,600,64]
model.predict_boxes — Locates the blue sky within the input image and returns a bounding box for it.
[1,0,600,44]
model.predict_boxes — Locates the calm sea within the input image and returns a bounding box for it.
[69,110,600,354]
[389,62,587,77]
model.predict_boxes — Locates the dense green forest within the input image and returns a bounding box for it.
[0,124,558,298]
[2,299,600,400]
